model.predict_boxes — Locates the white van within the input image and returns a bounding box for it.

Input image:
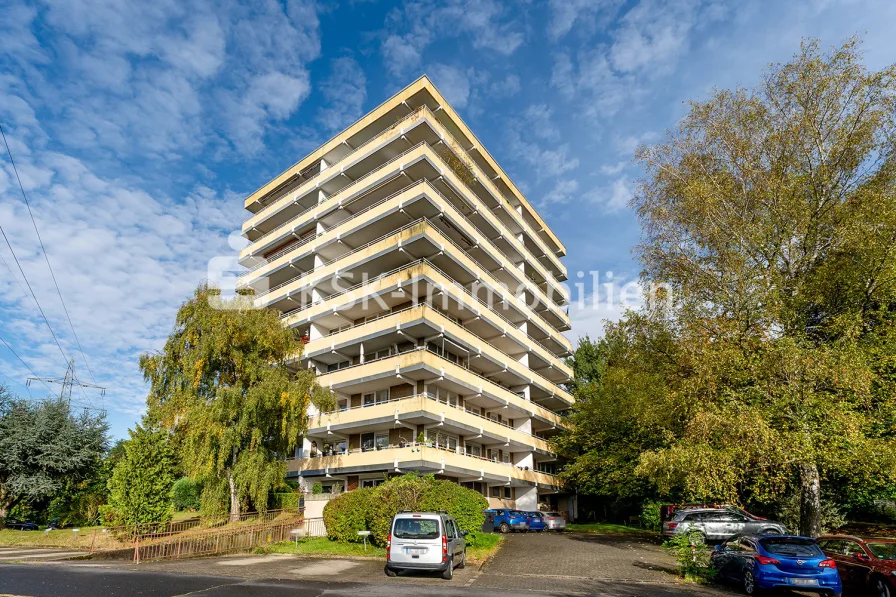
[385,511,467,579]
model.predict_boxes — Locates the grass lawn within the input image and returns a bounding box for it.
[0,526,126,549]
[466,532,503,563]
[259,532,504,564]
[566,522,657,535]
[262,537,386,558]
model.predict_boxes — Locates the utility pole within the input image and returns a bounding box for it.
[26,358,105,412]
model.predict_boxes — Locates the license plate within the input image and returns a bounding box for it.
[405,547,426,554]
[789,578,818,586]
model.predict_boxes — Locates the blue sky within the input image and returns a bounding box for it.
[1,0,895,439]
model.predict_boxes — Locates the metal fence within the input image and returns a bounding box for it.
[133,517,301,562]
[300,517,326,538]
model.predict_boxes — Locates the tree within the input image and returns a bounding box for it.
[108,425,176,526]
[0,386,108,524]
[140,285,332,520]
[628,38,896,535]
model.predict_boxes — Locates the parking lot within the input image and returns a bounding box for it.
[15,530,731,596]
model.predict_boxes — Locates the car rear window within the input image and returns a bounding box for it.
[393,517,441,539]
[867,543,896,560]
[545,512,560,517]
[760,538,823,557]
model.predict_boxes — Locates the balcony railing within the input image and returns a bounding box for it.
[309,304,569,399]
[314,345,571,422]
[311,391,551,442]
[290,441,558,479]
[244,107,565,289]
[279,257,569,360]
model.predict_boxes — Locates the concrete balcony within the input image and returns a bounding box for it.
[288,444,561,490]
[250,218,572,344]
[239,142,570,311]
[313,347,569,432]
[305,393,554,454]
[283,259,573,368]
[241,104,567,285]
[303,304,573,408]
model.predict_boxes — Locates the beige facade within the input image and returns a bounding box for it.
[240,76,573,513]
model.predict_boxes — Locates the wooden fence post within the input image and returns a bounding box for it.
[89,530,97,554]
[133,535,140,564]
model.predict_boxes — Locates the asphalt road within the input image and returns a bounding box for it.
[0,531,732,597]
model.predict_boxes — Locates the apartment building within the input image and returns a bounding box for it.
[237,76,574,514]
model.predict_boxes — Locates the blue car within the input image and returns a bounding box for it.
[483,509,529,533]
[712,534,842,596]
[524,511,546,532]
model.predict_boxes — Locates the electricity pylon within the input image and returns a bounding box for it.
[27,358,105,411]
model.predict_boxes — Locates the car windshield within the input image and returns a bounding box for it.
[866,543,896,560]
[393,518,440,539]
[760,538,823,557]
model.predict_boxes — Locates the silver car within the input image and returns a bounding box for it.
[662,508,786,542]
[385,511,467,579]
[542,511,567,531]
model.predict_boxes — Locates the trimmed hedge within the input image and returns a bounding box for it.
[271,492,301,511]
[171,477,202,511]
[324,473,488,546]
[323,487,375,543]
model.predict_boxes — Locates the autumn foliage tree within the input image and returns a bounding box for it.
[140,285,332,520]
[559,38,896,536]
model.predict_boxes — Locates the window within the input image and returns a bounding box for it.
[491,487,502,498]
[335,440,347,454]
[502,453,511,464]
[503,487,512,499]
[362,390,390,407]
[393,518,440,540]
[866,543,896,560]
[445,519,457,539]
[361,432,375,452]
[760,538,823,557]
[326,360,350,372]
[466,444,482,458]
[361,478,385,489]
[375,433,389,450]
[426,430,458,451]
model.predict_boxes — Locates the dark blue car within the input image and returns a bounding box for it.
[712,534,842,596]
[524,511,546,532]
[483,509,529,533]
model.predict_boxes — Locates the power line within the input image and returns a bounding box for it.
[0,223,70,366]
[0,123,97,385]
[0,333,54,395]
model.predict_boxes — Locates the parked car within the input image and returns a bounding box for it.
[712,534,842,596]
[524,512,546,532]
[385,511,466,580]
[662,508,786,542]
[47,517,65,530]
[483,509,529,534]
[4,518,39,531]
[661,503,766,522]
[541,511,566,532]
[818,534,896,597]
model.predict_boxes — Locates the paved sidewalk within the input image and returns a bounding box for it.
[0,546,87,563]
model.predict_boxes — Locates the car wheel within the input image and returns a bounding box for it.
[442,557,454,580]
[384,566,397,577]
[499,522,510,534]
[458,549,466,569]
[875,577,892,597]
[743,570,762,595]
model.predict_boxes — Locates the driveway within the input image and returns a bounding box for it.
[471,531,729,596]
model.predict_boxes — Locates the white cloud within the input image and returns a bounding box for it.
[380,0,524,79]
[317,57,368,133]
[584,176,633,213]
[428,64,471,109]
[548,0,620,39]
[489,74,521,97]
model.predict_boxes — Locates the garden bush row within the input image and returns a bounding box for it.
[322,473,488,546]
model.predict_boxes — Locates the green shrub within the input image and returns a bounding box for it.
[322,474,489,547]
[776,493,846,534]
[171,477,202,511]
[323,487,375,543]
[367,473,488,546]
[271,492,301,511]
[639,500,662,532]
[311,482,324,495]
[663,533,716,582]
